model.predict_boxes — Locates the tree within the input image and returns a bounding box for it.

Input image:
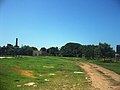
[19,46,33,56]
[47,47,59,56]
[1,46,7,56]
[83,45,95,59]
[94,46,101,59]
[99,43,115,61]
[40,47,47,56]
[32,47,38,51]
[60,43,82,57]
[6,44,16,56]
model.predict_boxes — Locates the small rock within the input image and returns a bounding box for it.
[33,85,37,87]
[43,66,54,68]
[65,75,68,77]
[17,85,21,87]
[63,85,66,87]
[74,71,83,74]
[44,79,49,82]
[24,82,35,86]
[73,84,76,87]
[49,73,56,76]
[58,84,61,86]
[39,74,42,76]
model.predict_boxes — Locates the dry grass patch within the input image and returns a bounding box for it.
[14,67,36,78]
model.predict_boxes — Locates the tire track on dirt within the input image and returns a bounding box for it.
[79,62,120,90]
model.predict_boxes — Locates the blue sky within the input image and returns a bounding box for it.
[0,0,120,49]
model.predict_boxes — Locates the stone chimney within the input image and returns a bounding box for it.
[15,38,19,47]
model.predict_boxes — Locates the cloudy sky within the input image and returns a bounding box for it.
[0,0,120,49]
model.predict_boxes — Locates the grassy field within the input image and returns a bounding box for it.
[0,56,90,90]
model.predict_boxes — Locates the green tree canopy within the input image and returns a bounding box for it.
[60,43,82,57]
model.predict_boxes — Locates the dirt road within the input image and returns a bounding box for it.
[79,62,120,90]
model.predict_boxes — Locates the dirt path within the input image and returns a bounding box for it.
[79,62,120,90]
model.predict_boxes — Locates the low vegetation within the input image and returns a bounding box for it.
[0,56,90,90]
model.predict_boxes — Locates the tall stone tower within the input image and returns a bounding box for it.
[15,38,19,47]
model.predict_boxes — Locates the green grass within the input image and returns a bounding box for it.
[0,56,90,90]
[81,59,120,75]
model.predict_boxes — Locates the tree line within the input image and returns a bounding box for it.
[0,42,115,60]
[60,43,115,60]
[0,44,37,56]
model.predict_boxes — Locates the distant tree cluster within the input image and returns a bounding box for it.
[40,47,59,56]
[32,42,115,60]
[0,44,37,56]
[0,42,115,60]
[60,42,115,60]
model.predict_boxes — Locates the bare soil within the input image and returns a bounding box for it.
[14,68,36,78]
[79,62,120,90]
